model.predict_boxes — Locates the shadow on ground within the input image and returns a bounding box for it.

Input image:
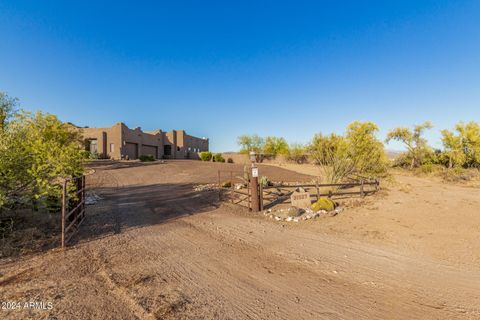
[72,182,221,246]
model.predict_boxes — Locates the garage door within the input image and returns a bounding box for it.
[124,142,138,160]
[142,145,157,158]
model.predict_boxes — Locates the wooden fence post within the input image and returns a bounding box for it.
[259,181,264,211]
[315,180,320,200]
[247,183,251,210]
[218,170,221,201]
[61,180,67,249]
[82,175,86,220]
[230,171,234,203]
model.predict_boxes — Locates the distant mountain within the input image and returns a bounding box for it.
[386,150,404,160]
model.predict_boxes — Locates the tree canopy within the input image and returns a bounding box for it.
[385,121,433,169]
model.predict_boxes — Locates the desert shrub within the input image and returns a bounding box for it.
[88,151,100,159]
[227,158,234,163]
[391,152,412,168]
[199,151,213,161]
[221,181,231,188]
[385,121,433,169]
[311,197,335,212]
[441,167,473,182]
[287,143,306,163]
[423,149,449,167]
[259,176,272,188]
[419,163,444,175]
[213,153,225,163]
[139,154,155,162]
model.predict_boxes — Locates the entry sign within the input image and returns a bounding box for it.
[291,188,311,209]
[252,167,259,178]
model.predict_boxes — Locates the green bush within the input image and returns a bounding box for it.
[199,151,213,161]
[259,176,271,188]
[0,104,85,208]
[213,153,225,162]
[139,154,155,162]
[287,143,306,163]
[227,158,234,163]
[419,163,434,174]
[418,163,444,175]
[263,136,289,157]
[221,181,231,188]
[311,197,335,212]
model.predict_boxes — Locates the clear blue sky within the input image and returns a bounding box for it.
[1,1,479,151]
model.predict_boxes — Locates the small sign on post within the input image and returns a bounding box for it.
[250,165,260,212]
[291,188,311,209]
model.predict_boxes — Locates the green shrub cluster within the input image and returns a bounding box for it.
[139,154,155,162]
[388,121,480,171]
[259,176,272,188]
[199,151,213,161]
[213,153,225,162]
[311,198,336,212]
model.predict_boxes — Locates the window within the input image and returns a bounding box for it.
[177,146,180,151]
[164,145,172,156]
[110,143,114,152]
[89,140,98,153]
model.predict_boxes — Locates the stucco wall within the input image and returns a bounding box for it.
[79,123,208,160]
[81,123,123,159]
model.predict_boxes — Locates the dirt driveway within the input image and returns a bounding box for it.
[1,160,479,319]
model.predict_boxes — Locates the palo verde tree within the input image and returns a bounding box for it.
[346,121,388,175]
[237,134,264,154]
[309,121,387,183]
[263,136,289,157]
[287,143,306,163]
[441,121,480,168]
[385,121,433,169]
[0,93,85,209]
[309,133,352,183]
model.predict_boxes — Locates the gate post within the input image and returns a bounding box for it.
[249,151,261,212]
[250,167,260,212]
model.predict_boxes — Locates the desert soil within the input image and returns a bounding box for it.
[1,160,479,319]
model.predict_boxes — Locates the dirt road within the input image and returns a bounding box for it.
[1,160,479,319]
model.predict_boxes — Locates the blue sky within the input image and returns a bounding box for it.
[1,1,479,151]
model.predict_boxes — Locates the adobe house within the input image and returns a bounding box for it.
[79,122,209,160]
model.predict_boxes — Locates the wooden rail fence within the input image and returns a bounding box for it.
[217,169,380,211]
[261,179,379,209]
